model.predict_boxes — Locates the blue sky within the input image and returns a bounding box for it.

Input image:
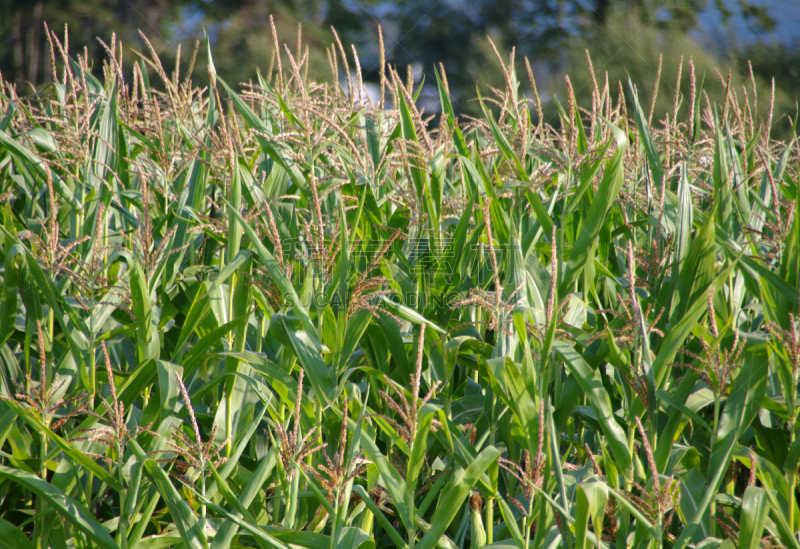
[696,0,800,51]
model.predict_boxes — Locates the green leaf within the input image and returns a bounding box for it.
[269,315,335,403]
[379,296,446,333]
[335,308,372,377]
[0,129,82,211]
[335,527,374,549]
[553,340,632,482]
[225,201,318,339]
[416,445,501,549]
[559,118,627,295]
[351,420,412,531]
[0,465,119,549]
[337,196,351,315]
[712,119,734,235]
[652,253,742,386]
[671,164,694,286]
[24,252,89,373]
[130,261,159,362]
[677,467,709,540]
[628,78,664,196]
[479,95,528,183]
[739,487,770,549]
[352,485,408,549]
[208,462,280,543]
[4,399,123,492]
[92,80,119,187]
[673,342,769,549]
[670,210,716,326]
[0,518,34,549]
[130,442,209,549]
[156,360,183,423]
[495,496,524,547]
[575,482,608,549]
[211,445,279,548]
[656,389,711,431]
[0,243,22,346]
[216,77,306,188]
[407,410,434,497]
[182,314,250,376]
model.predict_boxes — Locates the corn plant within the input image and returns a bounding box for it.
[0,22,798,549]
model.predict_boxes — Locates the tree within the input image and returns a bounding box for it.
[0,0,188,88]
[0,0,781,107]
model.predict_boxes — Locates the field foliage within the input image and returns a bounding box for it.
[0,25,798,549]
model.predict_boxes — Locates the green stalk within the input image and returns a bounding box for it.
[116,445,128,549]
[711,390,721,448]
[360,504,374,535]
[788,466,797,534]
[617,506,630,549]
[524,491,535,548]
[485,387,499,546]
[790,385,798,533]
[285,470,300,529]
[274,483,284,526]
[84,471,94,520]
[709,389,721,536]
[548,398,572,549]
[225,278,235,458]
[224,156,242,458]
[88,299,96,410]
[330,497,340,549]
[484,497,493,545]
[200,462,208,534]
[256,315,266,353]
[47,308,54,352]
[655,507,663,549]
[33,433,48,549]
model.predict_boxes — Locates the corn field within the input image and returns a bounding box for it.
[0,24,798,549]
